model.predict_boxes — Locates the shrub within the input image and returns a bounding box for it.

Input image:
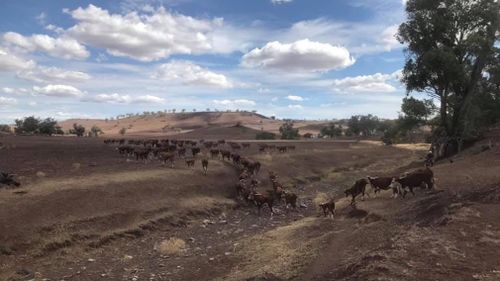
[256,131,276,140]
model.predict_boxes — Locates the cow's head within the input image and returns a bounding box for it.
[0,172,20,187]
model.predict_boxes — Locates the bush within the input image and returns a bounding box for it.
[14,116,62,136]
[119,127,127,136]
[256,131,276,140]
[69,123,86,137]
[0,125,12,133]
[279,120,299,140]
[303,132,313,139]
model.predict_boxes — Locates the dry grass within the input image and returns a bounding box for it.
[219,217,332,281]
[157,238,186,255]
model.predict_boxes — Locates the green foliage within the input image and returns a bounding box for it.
[38,118,59,135]
[90,125,103,137]
[15,116,40,134]
[320,123,342,138]
[13,116,62,135]
[69,123,86,137]
[279,120,300,139]
[347,115,380,136]
[256,131,276,140]
[397,0,500,156]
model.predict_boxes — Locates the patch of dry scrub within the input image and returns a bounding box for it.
[156,237,186,255]
[219,217,332,281]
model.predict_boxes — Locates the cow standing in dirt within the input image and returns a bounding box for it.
[319,199,336,218]
[345,178,369,205]
[0,172,20,187]
[367,176,398,197]
[391,167,434,198]
[202,159,208,175]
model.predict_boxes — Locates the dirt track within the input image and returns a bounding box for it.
[1,135,500,280]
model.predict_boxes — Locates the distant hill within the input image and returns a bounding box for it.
[58,111,330,138]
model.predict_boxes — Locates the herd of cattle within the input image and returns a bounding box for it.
[0,137,437,218]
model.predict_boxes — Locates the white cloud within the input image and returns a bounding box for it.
[213,99,256,106]
[2,87,29,95]
[0,97,17,107]
[33,84,84,98]
[286,95,305,101]
[0,48,36,71]
[82,93,165,104]
[17,66,91,83]
[242,39,355,72]
[152,61,232,88]
[66,5,219,61]
[288,104,303,109]
[36,12,47,25]
[3,32,89,60]
[271,0,293,4]
[379,24,400,50]
[332,72,398,93]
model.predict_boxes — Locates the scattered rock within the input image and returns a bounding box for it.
[36,171,46,178]
[88,258,96,262]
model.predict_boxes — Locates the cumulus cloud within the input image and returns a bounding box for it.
[3,32,89,60]
[332,72,398,93]
[0,48,36,71]
[0,96,17,107]
[242,39,355,72]
[66,5,219,61]
[82,93,165,104]
[33,84,84,97]
[271,0,293,4]
[286,95,305,101]
[152,61,232,88]
[17,66,91,83]
[213,99,256,106]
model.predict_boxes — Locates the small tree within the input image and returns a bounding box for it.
[38,118,58,136]
[119,127,127,136]
[69,123,86,137]
[320,123,343,138]
[90,125,103,137]
[303,132,313,139]
[279,120,300,140]
[15,116,40,134]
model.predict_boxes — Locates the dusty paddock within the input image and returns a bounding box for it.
[1,135,499,281]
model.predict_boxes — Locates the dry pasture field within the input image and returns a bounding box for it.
[1,135,500,281]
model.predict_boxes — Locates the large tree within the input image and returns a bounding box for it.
[397,0,499,156]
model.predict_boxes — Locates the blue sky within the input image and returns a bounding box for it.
[0,0,410,123]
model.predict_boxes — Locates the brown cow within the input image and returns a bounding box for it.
[319,199,336,218]
[185,158,195,168]
[159,152,175,168]
[0,172,20,187]
[248,190,275,216]
[391,167,434,198]
[282,190,298,210]
[345,178,369,205]
[367,176,397,197]
[202,158,208,175]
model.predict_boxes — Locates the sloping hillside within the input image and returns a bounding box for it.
[58,112,330,138]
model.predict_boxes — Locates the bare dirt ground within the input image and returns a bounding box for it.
[1,133,500,281]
